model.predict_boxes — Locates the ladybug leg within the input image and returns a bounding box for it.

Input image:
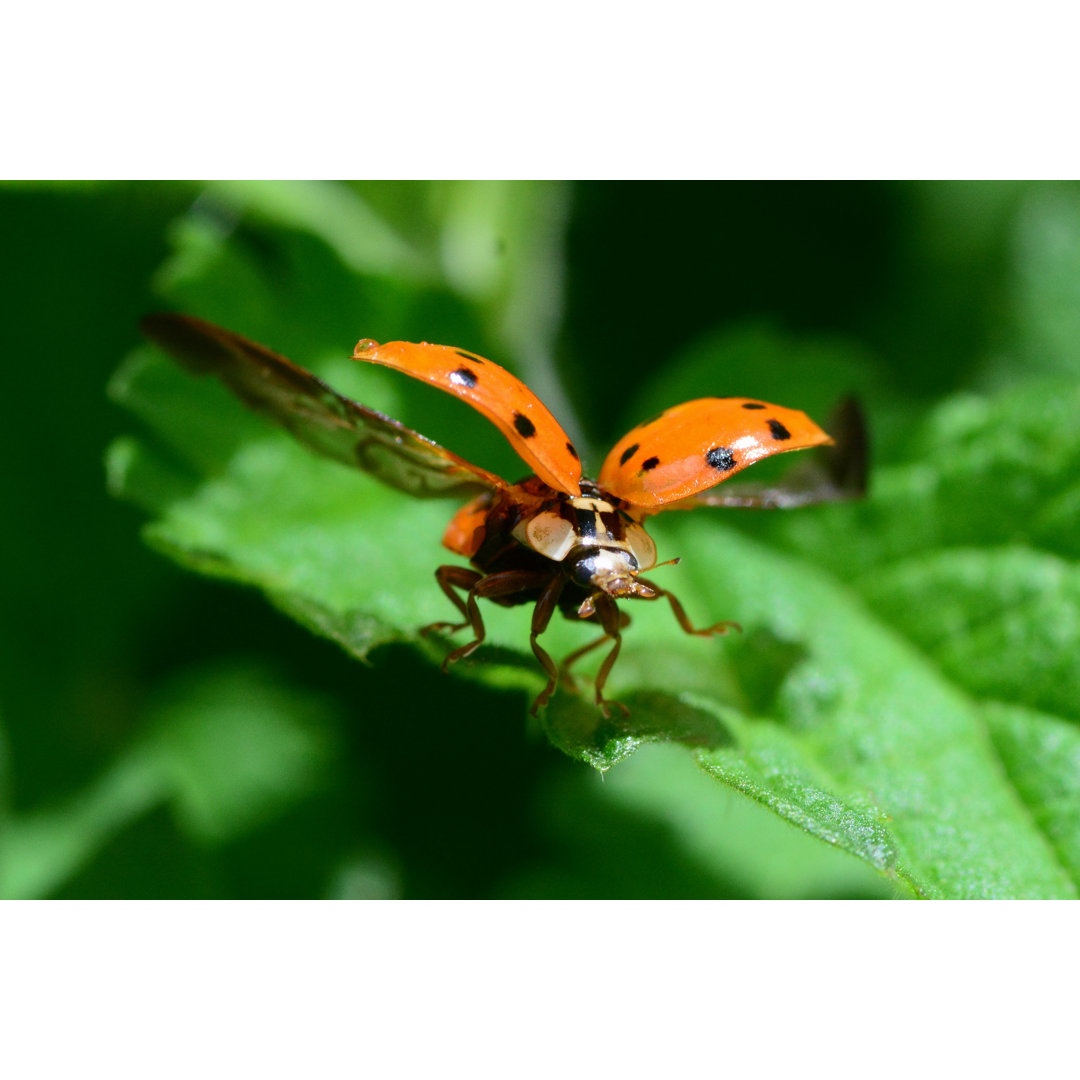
[560,611,631,695]
[527,574,567,717]
[420,565,484,637]
[635,578,742,638]
[591,595,630,720]
[441,569,552,673]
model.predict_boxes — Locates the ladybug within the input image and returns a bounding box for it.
[141,314,866,717]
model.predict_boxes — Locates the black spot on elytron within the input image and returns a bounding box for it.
[455,349,484,364]
[619,442,640,467]
[706,446,736,471]
[513,412,537,438]
[742,402,766,410]
[767,418,792,441]
[449,366,478,388]
[641,455,660,471]
[565,441,579,461]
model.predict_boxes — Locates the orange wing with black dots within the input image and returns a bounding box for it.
[353,339,583,497]
[669,396,869,511]
[599,397,834,511]
[141,313,506,501]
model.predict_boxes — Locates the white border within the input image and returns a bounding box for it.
[4,3,1078,177]
[0,903,1072,1077]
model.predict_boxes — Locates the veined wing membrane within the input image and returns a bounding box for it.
[140,313,505,500]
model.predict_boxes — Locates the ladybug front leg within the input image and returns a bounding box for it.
[590,594,631,719]
[559,610,631,696]
[527,574,567,717]
[635,579,742,638]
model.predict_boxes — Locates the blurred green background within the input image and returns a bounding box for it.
[2,180,1077,899]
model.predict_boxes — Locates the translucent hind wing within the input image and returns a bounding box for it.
[141,313,505,500]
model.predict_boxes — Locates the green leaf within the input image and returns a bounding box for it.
[985,703,1080,885]
[0,664,340,898]
[502,743,894,899]
[862,546,1080,723]
[202,180,431,281]
[144,664,339,845]
[656,521,1074,898]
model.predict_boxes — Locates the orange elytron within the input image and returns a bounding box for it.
[142,313,866,716]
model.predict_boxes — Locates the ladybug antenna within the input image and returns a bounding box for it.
[649,556,682,572]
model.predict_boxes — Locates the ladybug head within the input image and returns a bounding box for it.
[567,546,659,601]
